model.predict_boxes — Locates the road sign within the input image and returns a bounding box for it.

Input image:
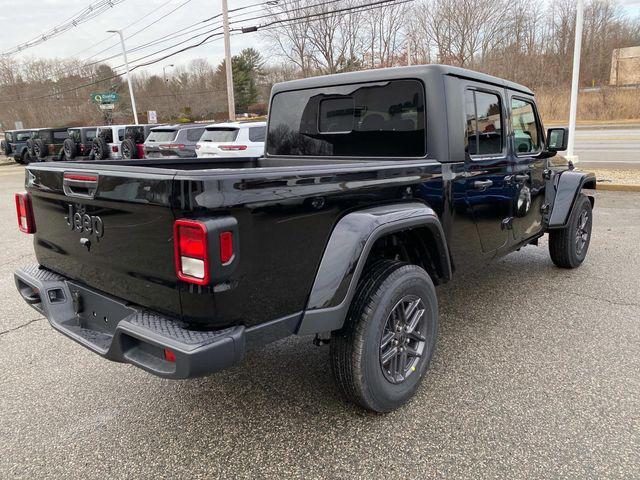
[99,103,115,110]
[14,121,24,129]
[148,110,157,123]
[91,92,119,104]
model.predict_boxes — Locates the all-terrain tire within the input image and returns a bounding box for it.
[330,260,438,413]
[549,193,593,268]
[92,137,109,160]
[63,138,77,159]
[121,138,138,159]
[33,139,47,159]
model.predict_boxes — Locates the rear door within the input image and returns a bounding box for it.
[462,83,517,255]
[27,166,181,317]
[507,94,546,241]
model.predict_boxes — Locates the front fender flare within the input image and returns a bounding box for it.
[297,202,450,336]
[548,170,596,228]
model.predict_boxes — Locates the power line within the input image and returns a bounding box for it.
[1,0,127,57]
[0,0,413,105]
[69,0,177,58]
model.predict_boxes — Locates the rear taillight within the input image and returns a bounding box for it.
[112,146,119,153]
[15,192,35,233]
[174,220,210,285]
[219,145,247,151]
[219,231,234,264]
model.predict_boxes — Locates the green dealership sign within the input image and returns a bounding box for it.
[90,92,119,104]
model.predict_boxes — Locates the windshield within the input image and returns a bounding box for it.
[146,130,177,142]
[200,128,238,143]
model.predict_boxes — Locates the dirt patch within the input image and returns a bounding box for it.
[587,167,640,185]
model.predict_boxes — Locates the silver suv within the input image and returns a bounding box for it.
[143,124,206,158]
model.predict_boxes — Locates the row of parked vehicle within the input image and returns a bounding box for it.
[1,121,267,164]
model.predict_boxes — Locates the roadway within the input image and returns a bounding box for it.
[565,127,640,167]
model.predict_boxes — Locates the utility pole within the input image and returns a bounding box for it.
[222,0,236,121]
[108,29,139,124]
[567,0,584,164]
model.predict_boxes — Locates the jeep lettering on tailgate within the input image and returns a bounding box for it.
[65,204,104,238]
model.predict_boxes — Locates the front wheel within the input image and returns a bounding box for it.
[330,260,438,412]
[549,193,593,268]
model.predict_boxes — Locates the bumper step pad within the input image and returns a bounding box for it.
[14,265,245,379]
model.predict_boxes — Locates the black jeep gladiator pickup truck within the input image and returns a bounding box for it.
[14,65,595,412]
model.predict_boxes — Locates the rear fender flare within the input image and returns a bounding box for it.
[548,170,596,228]
[297,202,451,336]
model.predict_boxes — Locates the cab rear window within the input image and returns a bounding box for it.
[267,79,426,157]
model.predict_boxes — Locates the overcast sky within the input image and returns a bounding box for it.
[0,0,639,77]
[0,0,270,75]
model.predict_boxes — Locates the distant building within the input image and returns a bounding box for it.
[610,46,640,86]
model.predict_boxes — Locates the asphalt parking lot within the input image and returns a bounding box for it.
[0,164,638,479]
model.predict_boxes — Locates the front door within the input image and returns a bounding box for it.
[463,85,517,255]
[508,95,546,242]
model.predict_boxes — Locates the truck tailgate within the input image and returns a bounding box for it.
[26,167,181,318]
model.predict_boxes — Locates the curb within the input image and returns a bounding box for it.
[597,183,640,192]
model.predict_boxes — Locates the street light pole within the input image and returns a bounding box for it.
[222,0,236,121]
[108,29,139,125]
[163,64,174,83]
[567,0,584,164]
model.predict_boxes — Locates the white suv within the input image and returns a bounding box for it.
[92,125,128,160]
[195,122,266,159]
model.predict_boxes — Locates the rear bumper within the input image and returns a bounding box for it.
[14,265,245,379]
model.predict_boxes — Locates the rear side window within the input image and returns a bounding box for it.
[249,126,266,142]
[147,130,177,142]
[53,130,68,141]
[186,128,205,142]
[201,128,238,142]
[464,89,503,156]
[5,132,13,142]
[267,79,426,157]
[511,98,540,153]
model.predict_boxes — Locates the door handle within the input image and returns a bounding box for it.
[473,180,493,189]
[504,173,530,184]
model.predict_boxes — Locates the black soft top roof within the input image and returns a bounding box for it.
[271,64,533,96]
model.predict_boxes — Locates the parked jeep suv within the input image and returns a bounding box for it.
[64,127,98,160]
[92,125,127,160]
[25,127,68,161]
[4,129,33,163]
[144,124,205,158]
[121,124,161,159]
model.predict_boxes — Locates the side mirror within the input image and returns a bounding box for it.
[546,127,568,152]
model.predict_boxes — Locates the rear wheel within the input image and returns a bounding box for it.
[330,260,438,412]
[21,150,30,165]
[549,193,593,268]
